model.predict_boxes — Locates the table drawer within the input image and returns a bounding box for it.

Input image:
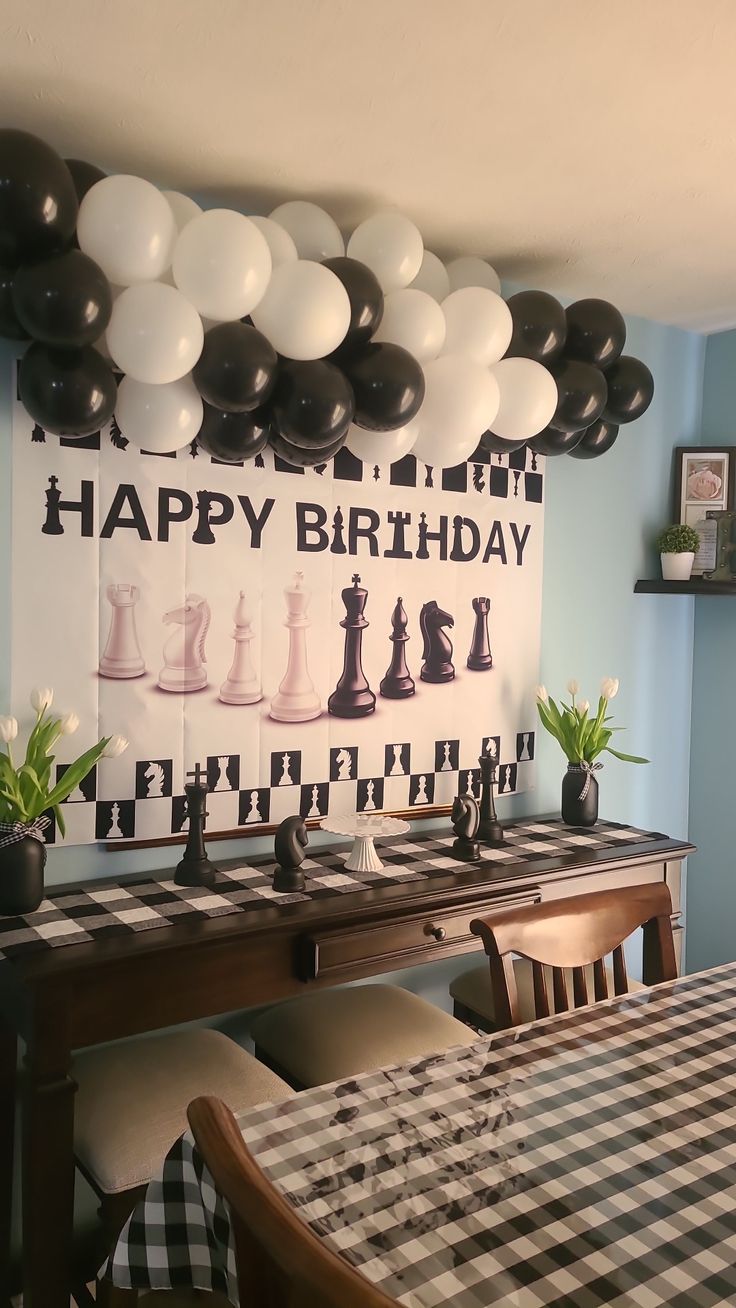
[301,886,542,980]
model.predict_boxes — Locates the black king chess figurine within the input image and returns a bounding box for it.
[175,764,218,887]
[273,815,308,892]
[477,752,504,844]
[451,794,481,861]
[328,574,376,718]
[380,596,415,699]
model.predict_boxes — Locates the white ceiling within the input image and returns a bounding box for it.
[1,0,735,331]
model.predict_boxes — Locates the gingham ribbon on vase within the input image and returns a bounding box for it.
[0,816,51,850]
[570,761,603,800]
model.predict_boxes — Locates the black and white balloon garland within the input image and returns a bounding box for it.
[0,128,654,469]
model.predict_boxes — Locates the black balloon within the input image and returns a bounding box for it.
[343,341,424,432]
[196,403,270,462]
[603,355,654,424]
[13,249,112,347]
[565,299,626,369]
[64,158,106,204]
[0,129,78,264]
[505,290,567,364]
[480,429,528,455]
[527,425,585,456]
[19,343,116,437]
[0,265,29,340]
[271,359,354,449]
[193,322,278,412]
[551,358,607,432]
[269,429,346,468]
[322,256,384,351]
[568,419,620,459]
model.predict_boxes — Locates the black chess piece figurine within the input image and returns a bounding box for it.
[175,763,218,887]
[477,752,504,844]
[451,794,481,861]
[328,574,376,718]
[419,600,455,683]
[273,815,308,892]
[467,597,493,671]
[380,597,415,699]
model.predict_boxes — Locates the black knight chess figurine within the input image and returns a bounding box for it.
[451,794,481,861]
[273,815,308,892]
[328,574,376,718]
[175,764,218,887]
[419,600,455,683]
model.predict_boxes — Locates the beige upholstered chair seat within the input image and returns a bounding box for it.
[74,1028,292,1195]
[251,983,477,1088]
[450,958,644,1028]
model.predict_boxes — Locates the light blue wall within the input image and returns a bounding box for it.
[685,329,736,971]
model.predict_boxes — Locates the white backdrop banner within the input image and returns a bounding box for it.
[10,367,544,846]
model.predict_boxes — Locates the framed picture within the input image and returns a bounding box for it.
[674,446,736,574]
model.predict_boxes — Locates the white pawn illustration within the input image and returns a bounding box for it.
[219,591,262,705]
[99,583,145,679]
[415,775,429,804]
[269,572,321,722]
[245,791,262,824]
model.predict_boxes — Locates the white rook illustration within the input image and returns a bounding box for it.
[99,583,145,679]
[269,571,321,722]
[219,591,262,705]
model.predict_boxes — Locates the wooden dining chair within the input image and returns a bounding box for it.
[458,882,677,1030]
[187,1095,398,1308]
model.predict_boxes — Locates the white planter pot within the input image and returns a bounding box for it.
[661,551,695,581]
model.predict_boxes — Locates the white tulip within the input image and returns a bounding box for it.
[102,734,129,758]
[59,712,79,736]
[0,716,18,743]
[566,679,580,696]
[30,687,53,713]
[578,700,590,714]
[536,685,549,704]
[601,677,620,701]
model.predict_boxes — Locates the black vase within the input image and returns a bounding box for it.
[561,764,599,827]
[0,836,46,915]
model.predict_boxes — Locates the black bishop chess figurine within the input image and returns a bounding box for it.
[379,597,415,699]
[467,597,493,671]
[477,752,504,845]
[328,574,376,718]
[175,764,218,887]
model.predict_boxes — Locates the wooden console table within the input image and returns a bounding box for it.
[0,819,692,1308]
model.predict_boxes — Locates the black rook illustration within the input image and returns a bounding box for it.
[328,574,376,718]
[380,596,415,699]
[467,596,493,670]
[419,600,455,683]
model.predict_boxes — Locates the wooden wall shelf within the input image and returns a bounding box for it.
[635,578,736,595]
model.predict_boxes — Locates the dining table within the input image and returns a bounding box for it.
[108,959,736,1307]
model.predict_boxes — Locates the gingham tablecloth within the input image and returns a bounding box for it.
[108,963,736,1307]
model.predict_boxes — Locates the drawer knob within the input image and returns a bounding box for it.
[425,924,446,942]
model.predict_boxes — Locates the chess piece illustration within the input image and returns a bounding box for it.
[465,770,476,799]
[415,775,429,804]
[99,583,146,679]
[219,591,262,705]
[336,749,352,781]
[379,597,415,699]
[158,594,210,693]
[364,779,376,811]
[175,763,218,887]
[451,794,480,861]
[307,785,322,818]
[270,572,321,722]
[477,752,504,845]
[440,742,452,771]
[467,597,492,671]
[107,801,123,838]
[244,790,262,824]
[328,574,376,718]
[519,733,531,762]
[41,475,63,535]
[273,815,308,892]
[214,757,230,791]
[278,753,293,786]
[419,601,455,683]
[389,745,406,777]
[145,762,165,798]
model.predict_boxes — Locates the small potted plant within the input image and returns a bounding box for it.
[536,678,648,826]
[0,688,128,916]
[656,523,699,582]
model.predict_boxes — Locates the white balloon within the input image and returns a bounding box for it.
[106,283,204,384]
[77,175,177,286]
[345,419,419,467]
[441,287,513,366]
[172,209,272,321]
[251,260,350,360]
[409,250,450,302]
[446,255,502,295]
[268,200,344,261]
[248,215,298,267]
[373,289,445,363]
[412,355,499,469]
[163,190,203,233]
[490,357,558,441]
[115,374,203,453]
[347,211,424,292]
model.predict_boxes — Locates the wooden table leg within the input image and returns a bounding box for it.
[21,1017,77,1308]
[0,1015,17,1308]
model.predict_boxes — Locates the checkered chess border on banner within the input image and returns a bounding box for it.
[109,963,736,1306]
[0,820,663,961]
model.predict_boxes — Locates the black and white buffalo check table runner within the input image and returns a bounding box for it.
[109,963,736,1307]
[0,819,662,961]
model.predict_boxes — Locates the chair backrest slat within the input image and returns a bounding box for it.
[571,965,589,1007]
[531,960,550,1018]
[552,968,569,1013]
[612,944,628,995]
[592,957,609,1002]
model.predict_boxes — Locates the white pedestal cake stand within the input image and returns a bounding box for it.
[320,814,410,873]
